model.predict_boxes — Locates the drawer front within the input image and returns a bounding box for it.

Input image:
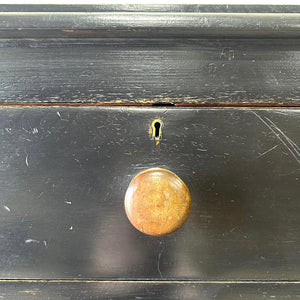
[0,106,299,280]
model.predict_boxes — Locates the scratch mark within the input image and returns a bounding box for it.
[19,290,40,295]
[265,116,300,161]
[43,241,48,248]
[257,144,279,158]
[3,205,11,212]
[273,111,288,116]
[32,128,38,134]
[252,112,300,164]
[37,192,44,199]
[57,111,61,118]
[65,201,72,205]
[73,158,92,179]
[266,117,300,153]
[230,226,238,233]
[5,128,12,135]
[25,239,39,244]
[278,170,299,177]
[25,150,29,167]
[157,252,162,278]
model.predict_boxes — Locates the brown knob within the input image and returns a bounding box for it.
[124,168,191,236]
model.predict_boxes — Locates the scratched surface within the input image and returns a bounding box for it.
[0,281,299,299]
[0,3,300,14]
[0,106,299,279]
[0,39,299,104]
[0,6,299,39]
[0,4,299,13]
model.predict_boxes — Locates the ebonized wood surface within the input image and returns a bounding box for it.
[0,280,299,299]
[0,4,299,13]
[0,107,299,280]
[0,38,299,105]
[0,13,299,39]
[0,5,299,298]
[0,4,299,39]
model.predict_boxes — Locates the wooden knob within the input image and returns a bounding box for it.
[124,168,191,236]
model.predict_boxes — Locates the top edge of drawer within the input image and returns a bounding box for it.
[0,5,299,39]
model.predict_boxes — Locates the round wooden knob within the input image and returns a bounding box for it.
[124,168,191,236]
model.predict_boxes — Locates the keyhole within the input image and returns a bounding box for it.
[154,122,161,138]
[151,119,163,141]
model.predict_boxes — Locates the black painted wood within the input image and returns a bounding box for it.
[1,5,299,298]
[0,12,299,39]
[0,281,299,300]
[0,106,299,280]
[0,38,299,104]
[0,4,299,13]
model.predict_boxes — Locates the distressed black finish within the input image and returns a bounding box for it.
[0,38,299,104]
[0,3,299,39]
[1,4,299,298]
[0,106,299,280]
[0,4,299,105]
[0,280,299,300]
[0,4,299,13]
[0,12,299,39]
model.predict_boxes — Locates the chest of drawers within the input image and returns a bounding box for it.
[0,4,299,299]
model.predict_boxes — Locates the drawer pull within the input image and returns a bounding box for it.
[124,168,191,236]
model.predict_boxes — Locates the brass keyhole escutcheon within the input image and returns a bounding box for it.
[151,119,163,144]
[124,168,191,236]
